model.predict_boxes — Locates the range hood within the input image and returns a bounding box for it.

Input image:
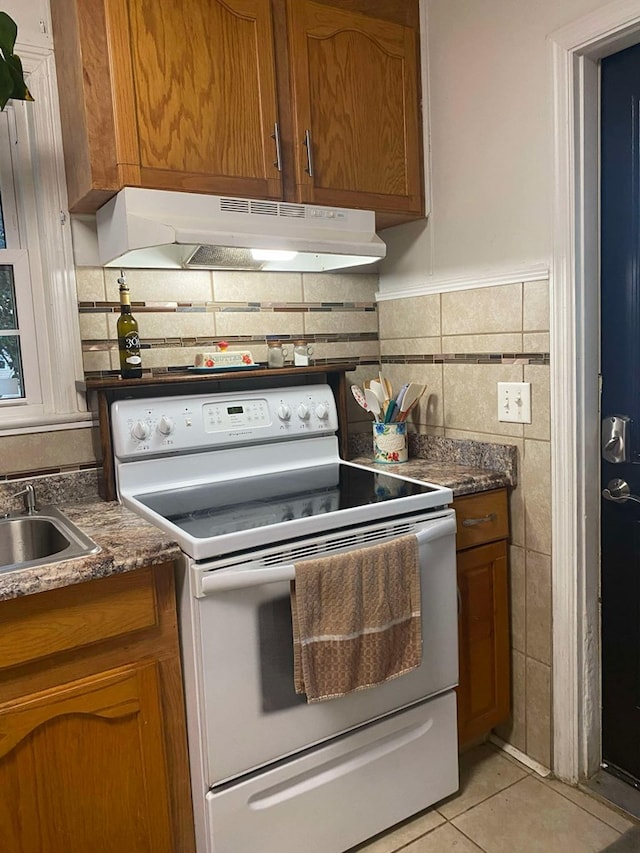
[95,188,386,272]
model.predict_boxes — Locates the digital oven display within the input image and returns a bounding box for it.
[203,398,270,432]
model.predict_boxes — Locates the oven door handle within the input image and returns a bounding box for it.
[201,564,297,594]
[198,516,456,596]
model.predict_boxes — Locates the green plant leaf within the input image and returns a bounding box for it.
[0,59,14,110]
[6,54,32,102]
[0,14,33,109]
[0,12,17,59]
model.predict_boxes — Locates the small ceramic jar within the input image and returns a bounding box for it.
[267,340,289,368]
[293,341,313,366]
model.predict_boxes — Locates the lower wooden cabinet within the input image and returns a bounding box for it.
[454,489,511,747]
[0,564,195,853]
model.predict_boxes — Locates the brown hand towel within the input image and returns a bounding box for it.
[290,534,422,703]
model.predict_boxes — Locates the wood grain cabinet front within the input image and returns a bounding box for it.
[454,488,511,747]
[0,564,195,853]
[285,1,423,224]
[50,0,424,226]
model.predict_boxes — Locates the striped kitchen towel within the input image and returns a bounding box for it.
[290,534,422,703]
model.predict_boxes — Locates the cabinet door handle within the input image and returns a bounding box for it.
[303,128,314,176]
[272,122,282,172]
[461,512,497,527]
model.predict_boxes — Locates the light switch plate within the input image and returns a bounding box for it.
[497,382,531,423]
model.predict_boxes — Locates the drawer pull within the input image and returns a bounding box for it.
[462,512,497,527]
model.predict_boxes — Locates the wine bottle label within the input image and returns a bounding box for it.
[124,332,140,350]
[125,355,142,365]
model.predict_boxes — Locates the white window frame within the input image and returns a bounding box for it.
[0,41,87,433]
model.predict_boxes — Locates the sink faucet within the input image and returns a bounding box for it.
[12,484,37,515]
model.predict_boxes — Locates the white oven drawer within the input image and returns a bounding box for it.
[183,510,458,787]
[206,692,458,853]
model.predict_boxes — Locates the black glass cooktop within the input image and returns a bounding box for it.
[136,462,441,539]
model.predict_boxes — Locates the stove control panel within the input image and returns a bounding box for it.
[111,384,339,459]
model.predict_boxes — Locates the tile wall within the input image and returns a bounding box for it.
[0,269,379,478]
[77,268,380,376]
[377,279,552,769]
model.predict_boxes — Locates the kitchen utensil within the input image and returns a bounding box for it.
[350,384,370,413]
[364,388,382,421]
[369,379,386,406]
[379,371,393,402]
[395,383,410,412]
[397,383,426,421]
[384,400,397,423]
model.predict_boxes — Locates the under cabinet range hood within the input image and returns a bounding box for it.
[94,188,386,272]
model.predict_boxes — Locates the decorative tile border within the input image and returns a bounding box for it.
[382,353,550,366]
[78,301,377,312]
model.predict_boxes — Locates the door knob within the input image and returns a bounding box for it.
[602,478,640,504]
[602,415,630,463]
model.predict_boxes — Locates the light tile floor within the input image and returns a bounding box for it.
[349,742,640,853]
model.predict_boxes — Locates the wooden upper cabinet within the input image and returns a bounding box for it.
[52,0,283,211]
[51,0,424,223]
[285,1,423,222]
[117,0,282,197]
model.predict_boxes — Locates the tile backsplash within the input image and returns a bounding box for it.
[77,268,380,376]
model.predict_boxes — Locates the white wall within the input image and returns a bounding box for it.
[379,0,607,292]
[3,1,52,50]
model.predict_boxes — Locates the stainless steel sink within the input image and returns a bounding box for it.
[0,506,101,574]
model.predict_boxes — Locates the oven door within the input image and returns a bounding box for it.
[183,510,457,787]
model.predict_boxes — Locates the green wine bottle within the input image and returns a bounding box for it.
[117,273,142,378]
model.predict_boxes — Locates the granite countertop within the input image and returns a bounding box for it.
[349,432,517,497]
[0,499,181,603]
[349,456,512,497]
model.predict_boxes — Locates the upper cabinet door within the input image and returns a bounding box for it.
[53,0,283,210]
[111,0,282,199]
[286,1,423,222]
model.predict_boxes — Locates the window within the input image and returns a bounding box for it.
[0,40,87,432]
[0,264,27,399]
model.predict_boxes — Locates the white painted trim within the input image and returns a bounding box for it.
[489,735,551,778]
[26,52,86,416]
[0,414,94,437]
[375,263,549,301]
[549,1,640,785]
[0,40,87,431]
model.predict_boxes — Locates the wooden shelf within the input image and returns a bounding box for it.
[80,363,357,500]
[78,363,355,392]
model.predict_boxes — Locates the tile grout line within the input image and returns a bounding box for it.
[541,778,640,835]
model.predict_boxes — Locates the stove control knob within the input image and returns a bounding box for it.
[297,404,310,420]
[277,404,291,421]
[315,403,329,420]
[131,420,151,441]
[157,416,174,436]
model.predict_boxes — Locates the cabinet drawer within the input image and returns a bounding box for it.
[454,489,509,551]
[0,568,158,671]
